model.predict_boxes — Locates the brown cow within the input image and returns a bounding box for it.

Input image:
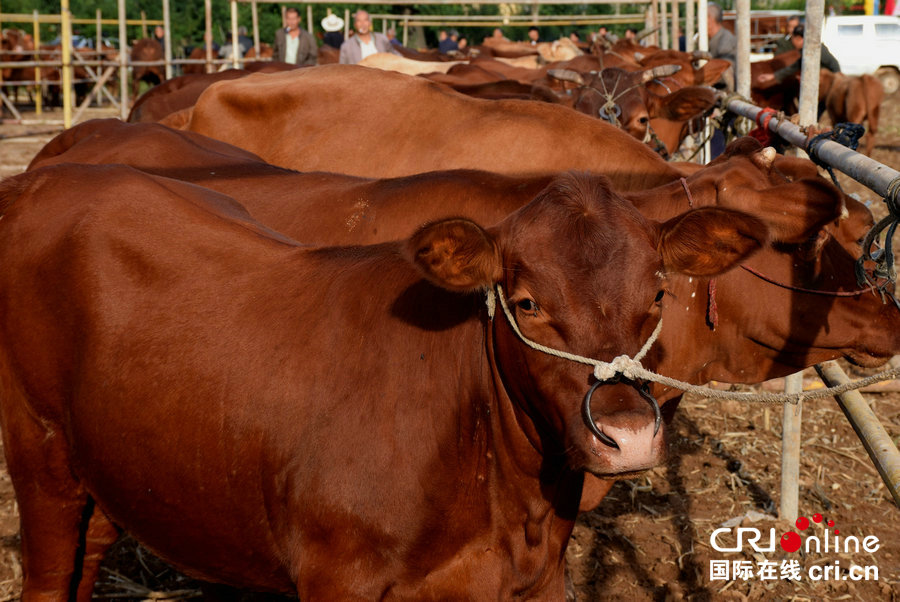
[545,66,716,150]
[0,162,765,600]
[33,121,895,385]
[179,64,688,191]
[127,63,301,123]
[130,37,165,101]
[32,120,900,517]
[1,28,36,104]
[822,72,884,156]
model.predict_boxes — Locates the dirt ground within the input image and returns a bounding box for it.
[0,92,899,601]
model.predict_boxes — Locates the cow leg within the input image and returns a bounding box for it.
[73,500,121,602]
[2,403,89,602]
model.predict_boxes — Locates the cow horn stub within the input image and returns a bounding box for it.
[547,68,585,86]
[753,146,777,171]
[641,64,682,83]
[692,50,712,60]
[634,51,646,62]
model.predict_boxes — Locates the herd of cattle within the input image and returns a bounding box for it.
[0,29,897,601]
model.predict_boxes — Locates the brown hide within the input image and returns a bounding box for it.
[0,162,764,599]
[127,63,301,123]
[823,72,884,156]
[179,64,688,191]
[32,121,900,518]
[32,121,898,386]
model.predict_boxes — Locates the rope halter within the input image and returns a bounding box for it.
[484,284,664,446]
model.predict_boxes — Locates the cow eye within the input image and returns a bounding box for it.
[639,116,650,124]
[517,298,538,314]
[654,289,665,303]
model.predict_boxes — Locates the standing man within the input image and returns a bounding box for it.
[707,2,737,88]
[273,7,317,66]
[527,26,540,45]
[340,10,398,64]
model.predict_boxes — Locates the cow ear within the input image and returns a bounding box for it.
[652,86,716,121]
[656,207,768,277]
[407,218,502,291]
[696,58,731,86]
[744,177,843,243]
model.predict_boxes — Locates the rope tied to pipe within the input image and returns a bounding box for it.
[855,175,900,310]
[807,122,866,191]
[483,285,900,405]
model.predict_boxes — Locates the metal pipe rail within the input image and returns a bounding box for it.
[816,362,900,508]
[720,94,900,199]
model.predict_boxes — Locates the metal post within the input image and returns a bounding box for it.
[685,0,694,51]
[650,0,659,47]
[163,0,172,80]
[698,0,708,51]
[118,0,128,118]
[96,8,102,60]
[659,0,669,50]
[735,0,750,98]
[230,0,240,69]
[140,10,148,39]
[251,0,260,55]
[816,362,900,508]
[33,9,42,116]
[798,0,825,128]
[780,373,802,522]
[698,0,709,162]
[205,0,213,73]
[308,5,314,35]
[61,0,73,128]
[402,13,409,47]
[671,0,678,51]
[344,9,350,40]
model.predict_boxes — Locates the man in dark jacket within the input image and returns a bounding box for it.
[760,25,841,85]
[273,7,317,65]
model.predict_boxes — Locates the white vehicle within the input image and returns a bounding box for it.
[822,15,900,94]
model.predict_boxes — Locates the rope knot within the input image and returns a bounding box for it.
[593,355,642,382]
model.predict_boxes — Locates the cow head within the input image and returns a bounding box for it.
[408,173,768,476]
[649,138,900,384]
[548,67,715,150]
[638,50,732,94]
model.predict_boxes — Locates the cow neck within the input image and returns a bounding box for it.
[482,306,551,478]
[478,306,580,594]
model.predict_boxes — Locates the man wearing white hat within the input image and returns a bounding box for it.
[339,10,398,64]
[322,12,345,49]
[273,7,317,65]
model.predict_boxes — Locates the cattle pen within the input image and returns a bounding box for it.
[4,0,726,125]
[2,1,900,600]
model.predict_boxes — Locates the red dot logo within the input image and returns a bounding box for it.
[813,513,823,523]
[795,516,810,530]
[827,519,835,527]
[780,532,802,553]
[835,529,840,535]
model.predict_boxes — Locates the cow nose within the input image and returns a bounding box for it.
[582,379,661,447]
[581,380,666,473]
[592,417,666,473]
